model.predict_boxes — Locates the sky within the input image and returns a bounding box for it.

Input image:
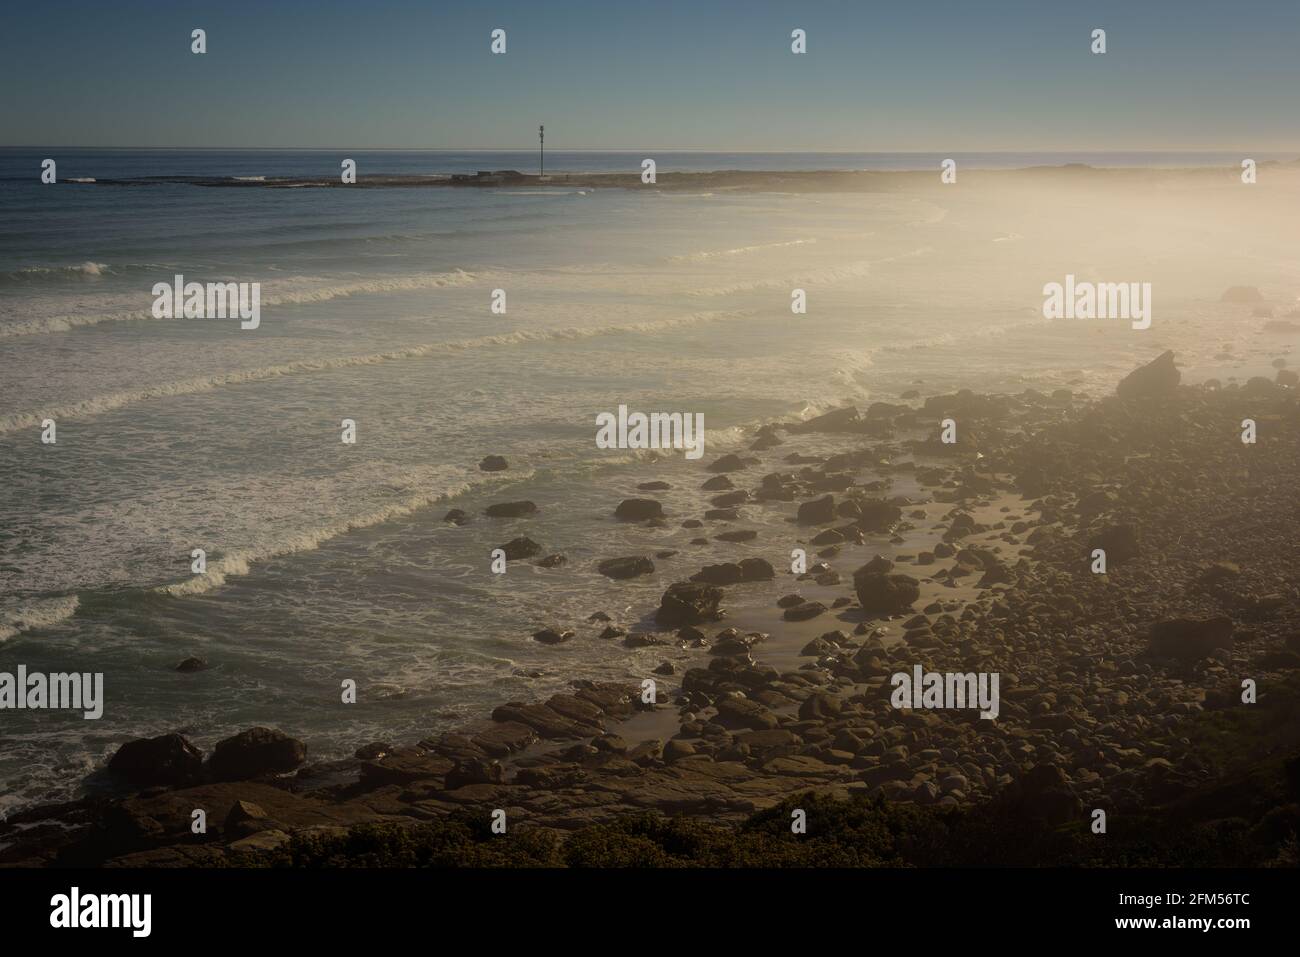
[2,0,1298,151]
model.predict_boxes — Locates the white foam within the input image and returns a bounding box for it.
[669,238,816,262]
[0,309,754,433]
[0,595,80,642]
[0,269,485,339]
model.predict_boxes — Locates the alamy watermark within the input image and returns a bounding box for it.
[890,665,999,719]
[596,404,705,460]
[50,887,150,937]
[1042,274,1151,330]
[0,666,103,719]
[152,274,260,329]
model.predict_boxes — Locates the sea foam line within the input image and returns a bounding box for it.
[0,269,485,339]
[0,310,755,433]
[0,595,81,642]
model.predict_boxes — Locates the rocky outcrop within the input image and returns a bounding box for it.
[1116,350,1179,399]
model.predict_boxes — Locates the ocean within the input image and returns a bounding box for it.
[1,148,1296,816]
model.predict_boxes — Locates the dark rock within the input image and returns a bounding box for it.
[208,727,307,781]
[737,557,775,581]
[597,556,656,579]
[1117,350,1180,399]
[497,536,541,560]
[797,495,837,525]
[856,501,903,532]
[478,455,509,472]
[446,759,503,789]
[1149,617,1234,661]
[655,581,724,626]
[224,799,270,838]
[108,733,204,787]
[854,570,921,615]
[707,454,749,473]
[175,656,208,673]
[714,697,780,731]
[615,498,664,521]
[691,563,745,586]
[784,601,828,622]
[533,628,574,645]
[1089,524,1140,565]
[484,500,537,518]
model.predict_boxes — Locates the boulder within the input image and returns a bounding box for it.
[597,556,655,580]
[478,455,509,472]
[484,500,537,518]
[691,563,745,586]
[737,557,775,581]
[615,498,664,521]
[496,536,541,560]
[856,501,902,532]
[108,733,204,787]
[1116,350,1179,399]
[655,581,724,626]
[533,628,574,645]
[208,727,307,781]
[714,697,780,731]
[783,601,827,622]
[797,495,837,525]
[854,570,921,615]
[224,799,270,838]
[706,454,748,473]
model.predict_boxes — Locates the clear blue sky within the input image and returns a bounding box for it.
[3,0,1297,150]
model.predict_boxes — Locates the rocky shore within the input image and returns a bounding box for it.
[3,351,1298,867]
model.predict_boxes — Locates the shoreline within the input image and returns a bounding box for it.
[3,349,1298,866]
